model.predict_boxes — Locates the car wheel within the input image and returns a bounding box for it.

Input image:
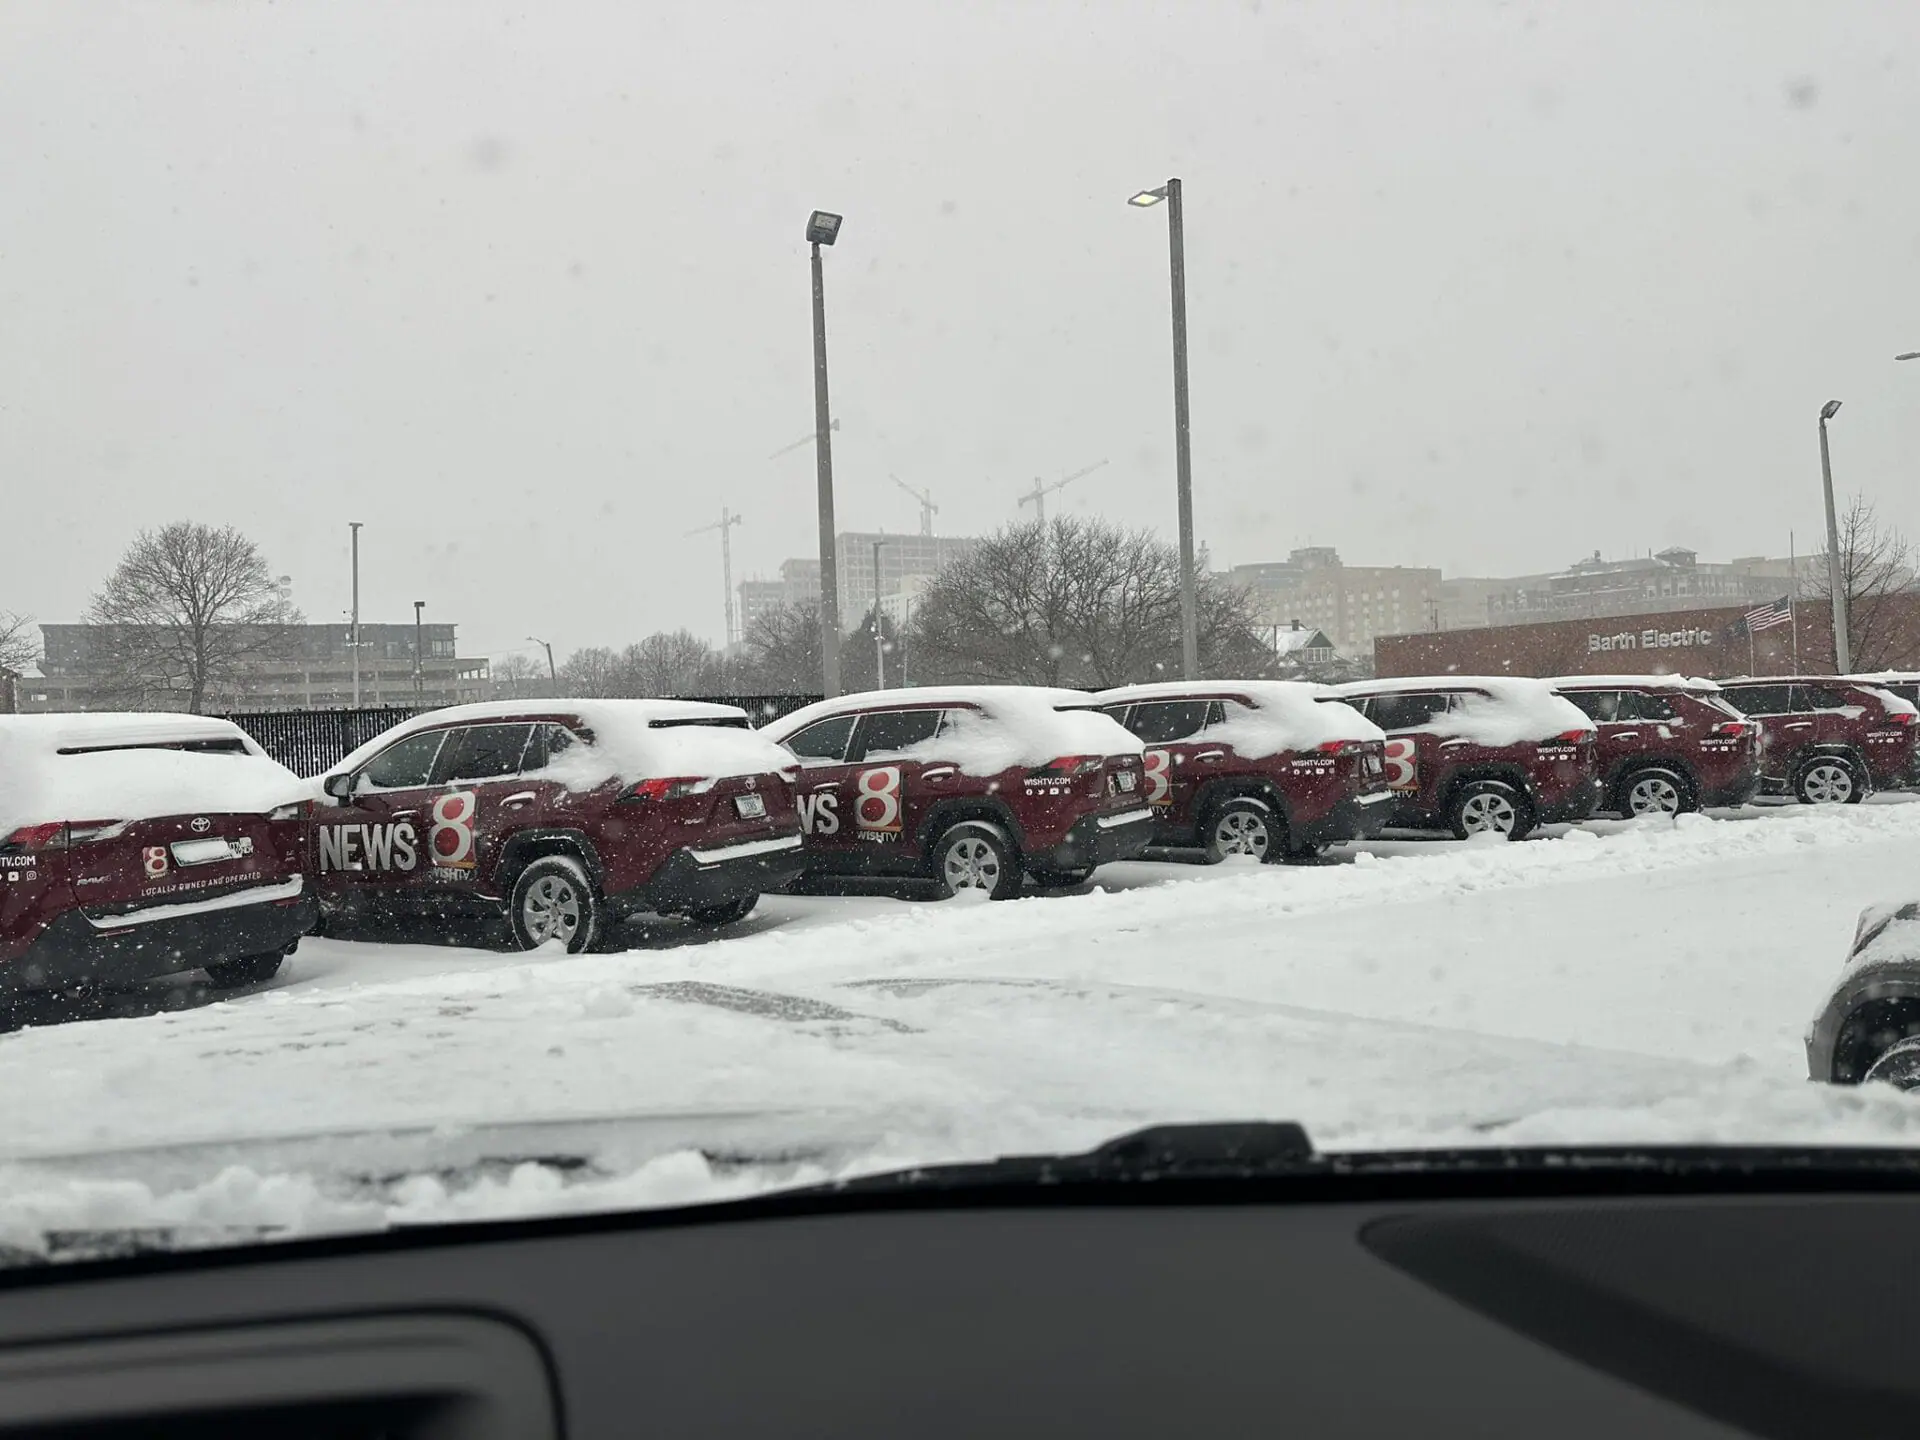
[1795,755,1864,805]
[203,950,285,990]
[1863,1034,1920,1089]
[931,821,1022,900]
[1618,766,1693,817]
[1028,865,1095,889]
[508,856,606,953]
[685,894,759,926]
[1446,779,1533,840]
[1202,797,1277,863]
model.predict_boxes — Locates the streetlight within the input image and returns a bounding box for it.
[413,600,426,705]
[807,208,845,697]
[871,538,888,689]
[1896,352,1920,361]
[1817,399,1850,674]
[527,635,556,686]
[1128,179,1199,680]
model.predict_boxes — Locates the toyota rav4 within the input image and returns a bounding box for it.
[0,713,315,992]
[316,700,804,951]
[1093,680,1390,862]
[1845,673,1920,789]
[1548,674,1763,816]
[1714,677,1919,804]
[761,687,1151,897]
[1330,676,1601,839]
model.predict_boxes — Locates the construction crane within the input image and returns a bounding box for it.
[891,474,938,537]
[767,418,839,460]
[1018,458,1109,523]
[687,507,744,647]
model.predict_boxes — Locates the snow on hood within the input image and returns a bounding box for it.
[324,700,795,797]
[1095,680,1382,759]
[0,714,306,835]
[765,686,1142,776]
[1334,676,1594,746]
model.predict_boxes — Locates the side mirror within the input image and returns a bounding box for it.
[322,772,355,801]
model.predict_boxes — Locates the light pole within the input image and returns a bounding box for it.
[528,635,556,687]
[807,208,845,697]
[871,538,888,689]
[413,601,426,704]
[1818,399,1850,674]
[1129,179,1199,680]
[348,521,363,706]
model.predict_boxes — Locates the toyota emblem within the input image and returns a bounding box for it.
[190,817,211,834]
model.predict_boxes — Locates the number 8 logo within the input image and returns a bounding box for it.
[1383,737,1418,790]
[431,790,478,867]
[1143,749,1173,805]
[855,766,902,832]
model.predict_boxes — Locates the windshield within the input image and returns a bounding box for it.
[5,0,1920,1259]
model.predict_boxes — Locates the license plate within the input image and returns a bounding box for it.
[171,836,252,866]
[734,794,767,819]
[1116,770,1138,792]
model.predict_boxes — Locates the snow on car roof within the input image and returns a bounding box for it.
[766,685,1100,736]
[1332,675,1592,746]
[764,685,1142,774]
[1092,679,1383,755]
[1333,675,1548,698]
[1847,672,1920,684]
[1546,674,1722,692]
[0,712,303,834]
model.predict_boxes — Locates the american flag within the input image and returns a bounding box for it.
[1745,595,1793,632]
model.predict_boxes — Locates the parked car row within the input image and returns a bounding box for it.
[4,671,1915,996]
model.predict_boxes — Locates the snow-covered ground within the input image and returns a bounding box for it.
[5,799,1920,1249]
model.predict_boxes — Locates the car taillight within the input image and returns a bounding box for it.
[270,800,313,821]
[1030,755,1103,777]
[1316,740,1368,756]
[1551,729,1595,744]
[1891,712,1919,727]
[624,776,705,802]
[2,822,70,851]
[1710,720,1751,737]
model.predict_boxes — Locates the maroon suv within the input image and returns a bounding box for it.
[762,686,1151,897]
[1846,673,1920,790]
[1330,677,1601,839]
[1094,680,1391,861]
[317,700,805,951]
[1715,677,1919,804]
[1548,675,1763,816]
[1,714,315,992]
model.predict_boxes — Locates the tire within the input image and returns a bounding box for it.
[1445,779,1534,840]
[930,820,1022,900]
[1029,866,1095,889]
[1202,796,1278,863]
[685,894,759,926]
[508,855,606,953]
[1617,766,1694,818]
[203,950,284,990]
[1864,1034,1920,1089]
[1794,754,1865,806]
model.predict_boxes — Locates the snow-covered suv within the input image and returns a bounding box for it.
[1330,677,1601,839]
[1715,677,1919,804]
[762,686,1151,897]
[1548,675,1763,816]
[1,713,314,992]
[1094,680,1390,861]
[317,700,804,952]
[1846,673,1920,790]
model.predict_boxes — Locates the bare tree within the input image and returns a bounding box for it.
[737,603,823,693]
[909,517,1274,687]
[83,523,299,713]
[1806,496,1919,672]
[0,611,38,676]
[619,630,721,696]
[491,652,548,698]
[556,645,622,698]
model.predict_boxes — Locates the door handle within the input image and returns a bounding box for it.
[922,767,956,780]
[1196,750,1225,761]
[388,810,417,819]
[502,792,536,807]
[1786,722,1813,730]
[1441,739,1473,748]
[812,782,838,793]
[1611,731,1640,740]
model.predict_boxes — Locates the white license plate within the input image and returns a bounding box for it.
[171,836,252,866]
[1116,771,1138,792]
[734,794,767,819]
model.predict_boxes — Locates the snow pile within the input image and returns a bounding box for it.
[323,699,794,796]
[1336,676,1593,745]
[767,687,1142,776]
[0,714,305,834]
[1096,680,1381,759]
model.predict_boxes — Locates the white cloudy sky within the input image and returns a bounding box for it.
[4,0,1917,664]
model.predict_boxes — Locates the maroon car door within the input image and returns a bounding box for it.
[419,722,539,894]
[1127,699,1223,829]
[1368,692,1455,811]
[780,712,862,864]
[316,725,453,904]
[844,708,946,862]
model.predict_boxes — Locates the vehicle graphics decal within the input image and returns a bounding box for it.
[798,791,840,835]
[143,846,169,880]
[318,822,421,873]
[1383,737,1419,791]
[430,790,478,870]
[855,766,902,836]
[1143,749,1173,805]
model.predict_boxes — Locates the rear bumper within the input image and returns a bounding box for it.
[1294,789,1394,847]
[1699,766,1764,809]
[1030,807,1156,872]
[1536,776,1604,825]
[2,886,316,992]
[620,833,808,916]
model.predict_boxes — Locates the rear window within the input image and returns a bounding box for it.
[854,709,946,760]
[1624,691,1677,722]
[1563,691,1622,723]
[1722,685,1790,716]
[648,716,750,730]
[432,724,536,782]
[1126,700,1214,744]
[1367,693,1454,731]
[1794,685,1855,713]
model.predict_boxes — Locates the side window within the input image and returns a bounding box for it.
[432,724,535,783]
[1724,685,1789,716]
[853,708,946,760]
[1795,684,1854,712]
[1628,691,1677,722]
[1127,701,1213,744]
[520,724,580,773]
[360,730,449,791]
[1564,691,1621,723]
[1368,693,1450,732]
[1203,700,1227,728]
[1100,704,1133,726]
[782,714,857,764]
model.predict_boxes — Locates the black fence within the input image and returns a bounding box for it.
[218,695,822,778]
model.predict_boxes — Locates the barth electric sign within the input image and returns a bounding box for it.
[1587,625,1717,654]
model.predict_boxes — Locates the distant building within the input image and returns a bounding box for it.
[22,622,491,713]
[1230,548,1443,655]
[1270,624,1338,671]
[1485,549,1818,627]
[739,533,978,637]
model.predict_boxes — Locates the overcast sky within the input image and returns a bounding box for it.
[5,0,1918,666]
